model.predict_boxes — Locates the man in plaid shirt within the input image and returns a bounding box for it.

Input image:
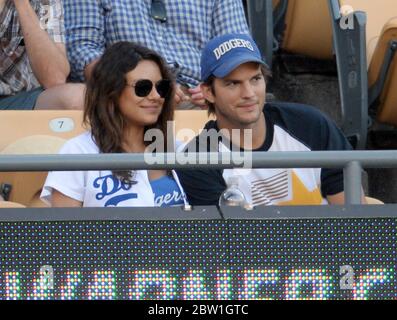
[64,0,249,109]
[0,0,84,110]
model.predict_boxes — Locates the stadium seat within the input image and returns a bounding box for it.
[328,0,368,149]
[0,110,212,207]
[248,0,369,149]
[247,0,334,66]
[340,0,397,127]
[246,0,275,68]
[175,110,214,142]
[271,0,367,149]
[0,110,85,207]
[329,0,397,147]
[281,0,334,60]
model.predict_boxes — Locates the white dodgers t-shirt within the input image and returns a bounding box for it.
[40,132,185,207]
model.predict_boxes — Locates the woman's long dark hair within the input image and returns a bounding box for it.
[84,41,175,183]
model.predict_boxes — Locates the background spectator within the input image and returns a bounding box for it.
[64,0,249,109]
[0,0,84,110]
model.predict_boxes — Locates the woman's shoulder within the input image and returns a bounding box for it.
[59,131,99,154]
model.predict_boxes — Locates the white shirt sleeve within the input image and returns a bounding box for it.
[40,138,88,206]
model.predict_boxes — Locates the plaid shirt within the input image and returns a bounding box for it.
[0,0,65,96]
[64,0,249,85]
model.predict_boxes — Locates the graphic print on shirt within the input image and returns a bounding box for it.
[251,171,289,206]
[150,176,185,207]
[250,170,323,206]
[278,172,323,205]
[93,174,137,207]
[154,191,184,207]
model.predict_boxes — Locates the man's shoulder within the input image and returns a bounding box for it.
[266,101,332,124]
[265,101,339,137]
[265,101,350,151]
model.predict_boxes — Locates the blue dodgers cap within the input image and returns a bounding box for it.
[201,33,268,81]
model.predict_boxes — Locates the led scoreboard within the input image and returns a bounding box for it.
[0,206,396,300]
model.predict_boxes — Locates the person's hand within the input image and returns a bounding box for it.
[188,85,208,109]
[12,0,30,7]
[174,84,190,106]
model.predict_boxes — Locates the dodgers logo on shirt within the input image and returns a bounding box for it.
[154,190,184,207]
[93,175,138,207]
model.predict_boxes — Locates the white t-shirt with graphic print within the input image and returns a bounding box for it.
[220,125,326,207]
[40,131,186,207]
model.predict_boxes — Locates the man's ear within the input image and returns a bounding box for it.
[200,83,215,104]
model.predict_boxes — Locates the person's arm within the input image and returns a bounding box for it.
[312,106,368,205]
[327,191,367,205]
[51,190,83,207]
[13,0,70,88]
[212,0,250,37]
[64,0,106,81]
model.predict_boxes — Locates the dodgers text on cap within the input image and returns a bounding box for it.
[213,38,255,60]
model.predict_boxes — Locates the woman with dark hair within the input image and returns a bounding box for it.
[41,41,187,207]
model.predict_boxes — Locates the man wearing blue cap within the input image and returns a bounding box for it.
[176,33,365,206]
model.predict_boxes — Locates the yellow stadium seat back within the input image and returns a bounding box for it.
[282,0,334,60]
[0,110,85,150]
[0,109,211,148]
[369,19,397,125]
[0,110,85,207]
[174,110,214,143]
[0,110,212,207]
[339,0,397,126]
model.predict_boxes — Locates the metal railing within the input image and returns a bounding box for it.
[1,150,397,205]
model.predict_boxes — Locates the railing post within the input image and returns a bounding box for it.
[247,0,273,69]
[344,161,362,204]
